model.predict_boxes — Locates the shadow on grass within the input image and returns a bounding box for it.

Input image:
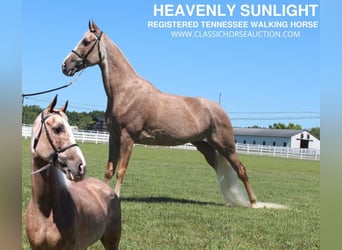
[121,196,223,206]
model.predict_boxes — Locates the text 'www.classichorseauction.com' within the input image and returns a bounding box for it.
[146,3,319,39]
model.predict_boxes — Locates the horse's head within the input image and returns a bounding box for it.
[31,95,87,181]
[62,20,103,76]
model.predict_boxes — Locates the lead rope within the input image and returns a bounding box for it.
[22,69,84,98]
[31,161,54,175]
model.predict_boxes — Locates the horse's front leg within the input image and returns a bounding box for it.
[114,129,134,197]
[104,135,120,184]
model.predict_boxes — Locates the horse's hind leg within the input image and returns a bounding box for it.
[192,141,217,168]
[218,147,257,205]
[225,152,257,205]
[209,136,257,205]
[193,141,255,206]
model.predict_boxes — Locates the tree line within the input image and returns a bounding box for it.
[22,105,105,131]
[22,105,320,139]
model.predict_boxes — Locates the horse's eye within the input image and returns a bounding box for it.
[53,125,64,134]
[82,39,90,46]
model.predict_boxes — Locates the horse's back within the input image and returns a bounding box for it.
[137,93,211,144]
[182,95,234,132]
[71,177,118,205]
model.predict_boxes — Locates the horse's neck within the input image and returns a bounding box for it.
[99,36,138,99]
[30,157,65,216]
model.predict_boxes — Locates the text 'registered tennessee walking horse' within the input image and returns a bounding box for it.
[25,95,121,249]
[62,21,258,207]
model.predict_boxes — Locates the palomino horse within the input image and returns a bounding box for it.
[25,95,121,249]
[62,21,257,207]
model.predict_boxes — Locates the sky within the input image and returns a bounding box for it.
[22,0,320,129]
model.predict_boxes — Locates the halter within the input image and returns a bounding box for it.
[31,111,79,175]
[71,30,103,67]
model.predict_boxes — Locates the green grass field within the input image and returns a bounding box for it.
[22,139,319,249]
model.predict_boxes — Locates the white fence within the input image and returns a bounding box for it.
[22,125,111,144]
[22,125,320,161]
[235,143,320,161]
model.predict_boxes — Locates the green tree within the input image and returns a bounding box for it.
[66,111,93,129]
[89,110,106,119]
[22,105,105,130]
[309,127,320,140]
[269,123,286,129]
[249,125,261,128]
[269,122,302,130]
[22,105,43,124]
[287,123,302,130]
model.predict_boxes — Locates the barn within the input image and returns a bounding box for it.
[86,116,107,131]
[233,128,320,150]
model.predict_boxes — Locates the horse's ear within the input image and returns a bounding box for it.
[47,95,58,113]
[60,100,68,113]
[88,20,93,30]
[89,19,99,32]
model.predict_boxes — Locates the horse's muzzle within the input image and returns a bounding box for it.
[75,163,87,180]
[62,62,77,76]
[62,162,87,181]
[62,53,84,76]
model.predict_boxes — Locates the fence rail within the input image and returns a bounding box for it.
[22,125,320,161]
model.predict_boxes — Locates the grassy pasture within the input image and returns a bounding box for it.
[22,139,319,249]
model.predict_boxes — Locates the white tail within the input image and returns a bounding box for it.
[214,152,289,209]
[214,152,250,207]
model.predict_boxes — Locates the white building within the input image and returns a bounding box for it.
[233,128,320,150]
